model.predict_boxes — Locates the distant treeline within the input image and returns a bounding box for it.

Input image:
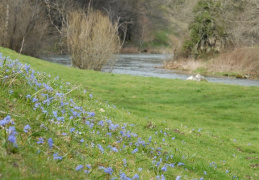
[0,0,258,56]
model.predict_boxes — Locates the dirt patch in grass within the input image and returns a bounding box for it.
[250,164,259,169]
[173,129,184,135]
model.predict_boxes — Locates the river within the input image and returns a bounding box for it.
[40,54,259,87]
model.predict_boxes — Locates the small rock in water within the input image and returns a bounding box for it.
[187,76,195,80]
[187,74,207,82]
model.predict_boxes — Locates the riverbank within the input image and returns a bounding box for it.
[1,46,259,179]
[164,47,259,80]
[120,45,173,54]
[39,53,259,87]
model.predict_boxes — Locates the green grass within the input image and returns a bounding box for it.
[1,47,259,179]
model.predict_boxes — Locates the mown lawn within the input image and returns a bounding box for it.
[1,47,259,179]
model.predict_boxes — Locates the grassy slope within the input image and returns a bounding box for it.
[1,47,259,179]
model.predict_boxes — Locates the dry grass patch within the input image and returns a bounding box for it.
[120,47,139,54]
[164,58,205,72]
[208,47,259,78]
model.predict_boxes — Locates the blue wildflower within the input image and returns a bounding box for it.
[98,144,104,154]
[120,172,129,179]
[43,98,51,106]
[226,170,229,173]
[43,83,53,91]
[133,174,139,180]
[24,64,30,73]
[34,103,41,108]
[37,137,44,144]
[156,161,161,167]
[111,147,118,153]
[89,123,94,128]
[84,170,90,174]
[156,175,165,180]
[48,138,53,149]
[24,124,31,133]
[88,112,95,117]
[169,163,175,168]
[76,165,84,171]
[132,148,138,154]
[70,127,75,133]
[8,126,16,134]
[52,111,58,118]
[0,115,12,126]
[8,132,16,144]
[26,94,31,99]
[176,176,181,180]
[53,152,63,160]
[177,162,185,166]
[7,126,17,145]
[161,166,167,171]
[104,167,113,175]
[32,98,38,102]
[98,120,104,126]
[148,136,152,142]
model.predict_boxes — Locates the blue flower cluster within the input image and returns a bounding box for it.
[0,53,235,179]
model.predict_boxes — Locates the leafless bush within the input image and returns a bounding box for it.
[0,0,49,56]
[66,8,120,71]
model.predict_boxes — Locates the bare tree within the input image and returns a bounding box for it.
[214,0,259,47]
[0,0,50,56]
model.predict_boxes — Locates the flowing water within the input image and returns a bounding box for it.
[40,54,259,87]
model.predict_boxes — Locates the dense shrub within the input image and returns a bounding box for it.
[181,0,232,58]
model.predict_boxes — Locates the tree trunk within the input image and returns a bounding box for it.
[4,4,9,47]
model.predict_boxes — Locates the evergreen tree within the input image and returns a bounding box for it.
[183,0,230,58]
